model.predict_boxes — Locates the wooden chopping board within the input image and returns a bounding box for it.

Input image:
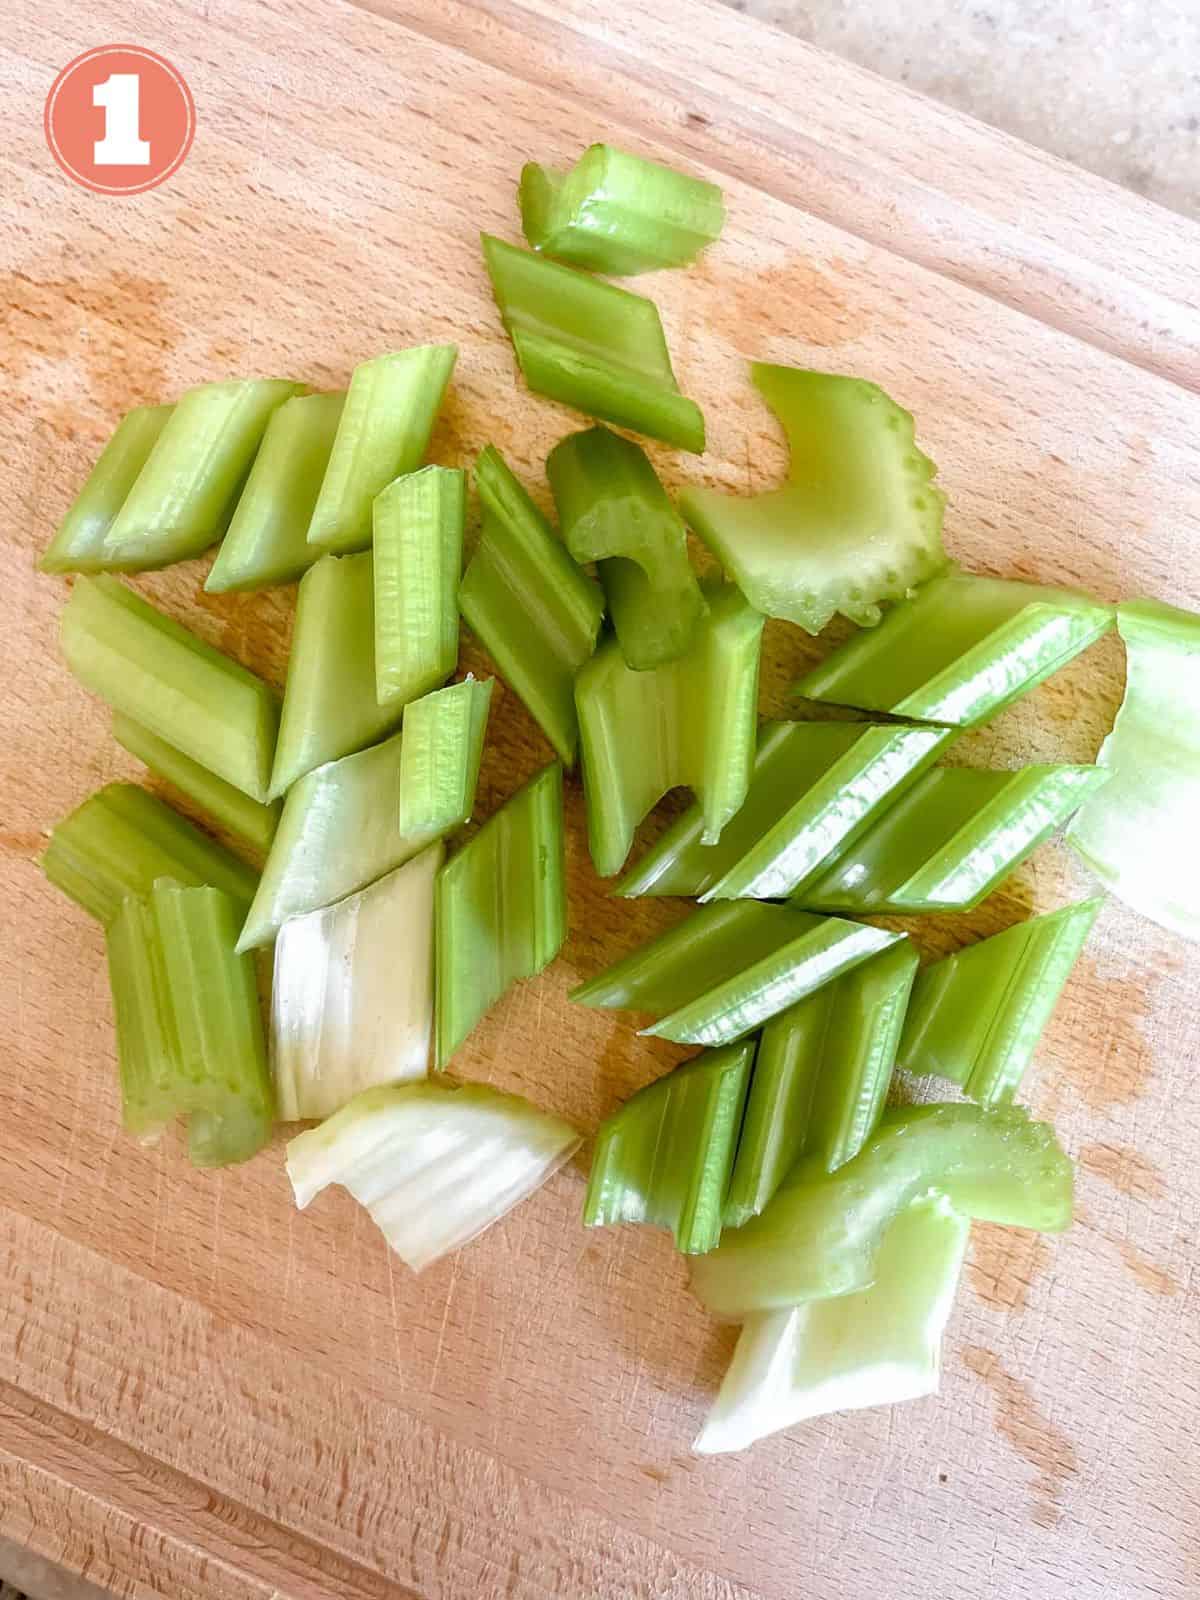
[3,2,1200,1596]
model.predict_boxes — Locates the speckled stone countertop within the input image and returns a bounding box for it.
[723,0,1199,217]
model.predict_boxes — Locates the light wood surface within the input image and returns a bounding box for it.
[3,2,1200,1596]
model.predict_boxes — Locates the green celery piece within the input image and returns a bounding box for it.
[723,940,919,1228]
[436,762,566,1067]
[691,1102,1073,1318]
[682,367,949,634]
[616,719,952,900]
[481,235,705,454]
[520,143,725,276]
[306,346,457,555]
[571,899,905,1047]
[798,763,1109,914]
[102,379,301,568]
[1066,600,1200,941]
[547,425,704,670]
[42,784,258,927]
[106,894,183,1140]
[270,551,400,798]
[240,677,490,951]
[373,465,465,707]
[796,569,1115,725]
[898,898,1102,1105]
[39,404,175,574]
[583,1040,754,1255]
[694,1198,970,1454]
[61,576,280,803]
[205,391,346,592]
[112,714,279,855]
[459,446,603,765]
[576,581,764,878]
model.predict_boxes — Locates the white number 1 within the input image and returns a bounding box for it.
[93,73,151,166]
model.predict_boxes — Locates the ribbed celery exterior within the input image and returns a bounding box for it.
[40,404,175,574]
[112,714,279,855]
[373,465,465,707]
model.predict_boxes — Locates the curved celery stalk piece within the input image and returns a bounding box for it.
[287,1079,580,1271]
[694,1199,969,1454]
[373,465,465,707]
[205,391,346,593]
[691,1102,1073,1318]
[61,576,280,802]
[459,447,603,765]
[1066,600,1200,941]
[107,883,273,1165]
[306,345,457,555]
[724,941,919,1229]
[39,404,175,574]
[436,762,566,1067]
[520,144,725,275]
[42,784,258,927]
[576,581,763,877]
[616,720,952,900]
[796,569,1115,725]
[899,898,1102,1105]
[547,426,704,670]
[112,714,279,855]
[584,1040,754,1255]
[680,367,947,634]
[270,551,401,798]
[798,763,1108,915]
[102,379,301,568]
[482,235,705,453]
[272,843,442,1121]
[571,899,905,1047]
[240,677,490,951]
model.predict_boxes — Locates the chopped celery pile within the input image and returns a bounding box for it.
[373,464,465,708]
[520,143,725,275]
[1066,600,1200,941]
[681,366,949,633]
[482,234,705,453]
[40,404,175,574]
[286,1079,580,1271]
[575,580,763,877]
[547,425,704,670]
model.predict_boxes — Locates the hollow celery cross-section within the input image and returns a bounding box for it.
[547,426,704,670]
[584,1040,754,1255]
[796,763,1109,914]
[286,1079,580,1271]
[306,345,457,555]
[39,404,175,574]
[694,1199,970,1454]
[373,465,465,707]
[112,714,280,855]
[616,719,952,900]
[240,677,491,950]
[796,569,1115,725]
[459,446,603,765]
[898,898,1102,1105]
[576,581,763,878]
[520,143,725,275]
[481,235,705,453]
[723,941,919,1229]
[205,391,345,592]
[272,843,442,1121]
[571,900,906,1047]
[691,1102,1073,1318]
[107,882,273,1164]
[680,366,948,634]
[42,784,258,927]
[102,379,301,568]
[61,576,280,802]
[435,762,567,1067]
[1066,599,1200,941]
[270,551,400,798]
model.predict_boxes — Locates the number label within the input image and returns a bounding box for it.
[93,72,150,166]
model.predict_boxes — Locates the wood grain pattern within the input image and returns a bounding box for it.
[2,2,1199,1596]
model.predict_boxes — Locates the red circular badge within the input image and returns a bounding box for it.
[44,45,195,195]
